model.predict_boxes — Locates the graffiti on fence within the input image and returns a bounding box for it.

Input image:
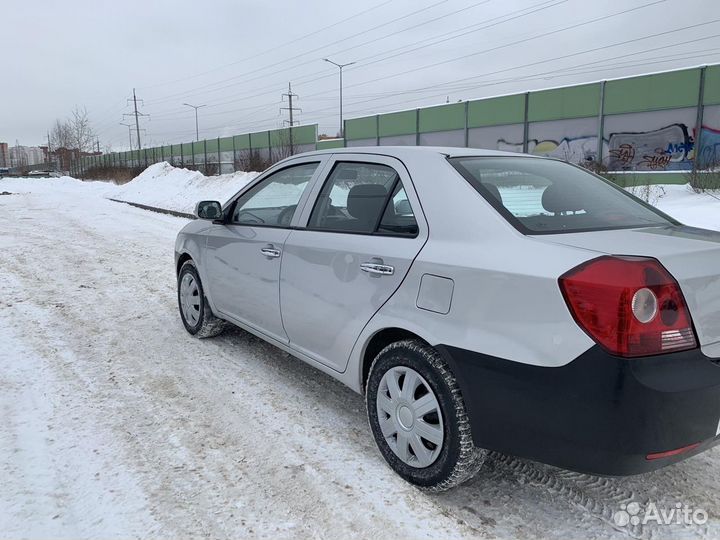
[609,143,635,166]
[498,123,700,171]
[696,125,720,168]
[498,135,603,163]
[607,123,692,171]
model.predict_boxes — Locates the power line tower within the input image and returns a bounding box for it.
[124,88,149,150]
[281,83,301,127]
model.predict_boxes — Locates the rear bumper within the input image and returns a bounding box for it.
[437,344,720,475]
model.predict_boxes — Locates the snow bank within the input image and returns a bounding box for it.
[0,175,116,198]
[654,184,720,231]
[111,162,258,214]
[0,163,258,216]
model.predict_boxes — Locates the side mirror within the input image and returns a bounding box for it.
[195,200,223,220]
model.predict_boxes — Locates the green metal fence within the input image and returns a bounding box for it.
[77,124,318,176]
[343,65,720,182]
[79,64,720,182]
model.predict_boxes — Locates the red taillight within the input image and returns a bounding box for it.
[646,442,701,461]
[559,256,697,357]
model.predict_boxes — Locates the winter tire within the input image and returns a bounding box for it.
[366,339,487,491]
[178,260,226,338]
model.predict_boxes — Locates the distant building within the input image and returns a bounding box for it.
[0,142,8,167]
[9,145,46,167]
[53,147,101,172]
[0,143,99,172]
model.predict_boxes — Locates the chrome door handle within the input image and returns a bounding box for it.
[360,263,394,275]
[260,247,281,258]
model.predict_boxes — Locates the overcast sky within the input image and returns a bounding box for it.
[3,0,719,150]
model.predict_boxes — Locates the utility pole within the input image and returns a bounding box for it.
[323,58,355,137]
[182,103,206,141]
[281,83,301,126]
[125,88,149,150]
[132,88,142,149]
[119,122,136,150]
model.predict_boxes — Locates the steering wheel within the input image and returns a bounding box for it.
[277,205,297,226]
[235,210,265,224]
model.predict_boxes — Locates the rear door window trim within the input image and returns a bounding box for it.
[303,160,419,239]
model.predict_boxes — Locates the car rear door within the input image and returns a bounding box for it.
[279,154,428,372]
[204,157,328,343]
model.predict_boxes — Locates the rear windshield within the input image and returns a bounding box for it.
[449,157,675,235]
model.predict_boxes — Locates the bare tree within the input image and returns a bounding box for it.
[625,174,666,205]
[49,119,73,149]
[49,107,97,153]
[70,107,96,153]
[271,128,296,162]
[235,149,271,172]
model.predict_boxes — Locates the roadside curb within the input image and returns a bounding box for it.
[108,198,195,219]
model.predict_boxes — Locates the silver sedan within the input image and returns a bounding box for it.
[176,147,720,490]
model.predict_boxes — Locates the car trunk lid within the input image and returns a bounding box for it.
[537,225,720,358]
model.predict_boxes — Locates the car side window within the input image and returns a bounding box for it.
[308,161,417,236]
[232,162,319,227]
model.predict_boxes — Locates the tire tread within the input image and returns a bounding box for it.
[366,339,487,492]
[178,260,226,339]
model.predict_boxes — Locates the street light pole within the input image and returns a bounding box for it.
[119,122,134,150]
[183,103,207,141]
[323,58,355,138]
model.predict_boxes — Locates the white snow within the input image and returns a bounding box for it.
[0,163,259,216]
[0,174,117,198]
[1,170,720,539]
[110,162,259,214]
[653,184,720,231]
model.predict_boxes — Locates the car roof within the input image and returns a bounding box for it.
[288,146,529,160]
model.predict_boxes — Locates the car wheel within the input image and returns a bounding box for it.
[366,339,487,491]
[177,260,226,338]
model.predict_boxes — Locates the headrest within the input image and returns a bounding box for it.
[541,183,584,214]
[482,183,503,204]
[394,198,412,215]
[347,184,388,221]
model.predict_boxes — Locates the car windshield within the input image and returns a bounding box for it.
[449,156,676,235]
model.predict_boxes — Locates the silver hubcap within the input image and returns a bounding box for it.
[377,366,444,468]
[179,273,201,326]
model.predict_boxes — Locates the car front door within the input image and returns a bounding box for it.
[280,155,428,371]
[205,158,326,343]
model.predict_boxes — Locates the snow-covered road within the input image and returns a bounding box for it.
[2,181,720,539]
